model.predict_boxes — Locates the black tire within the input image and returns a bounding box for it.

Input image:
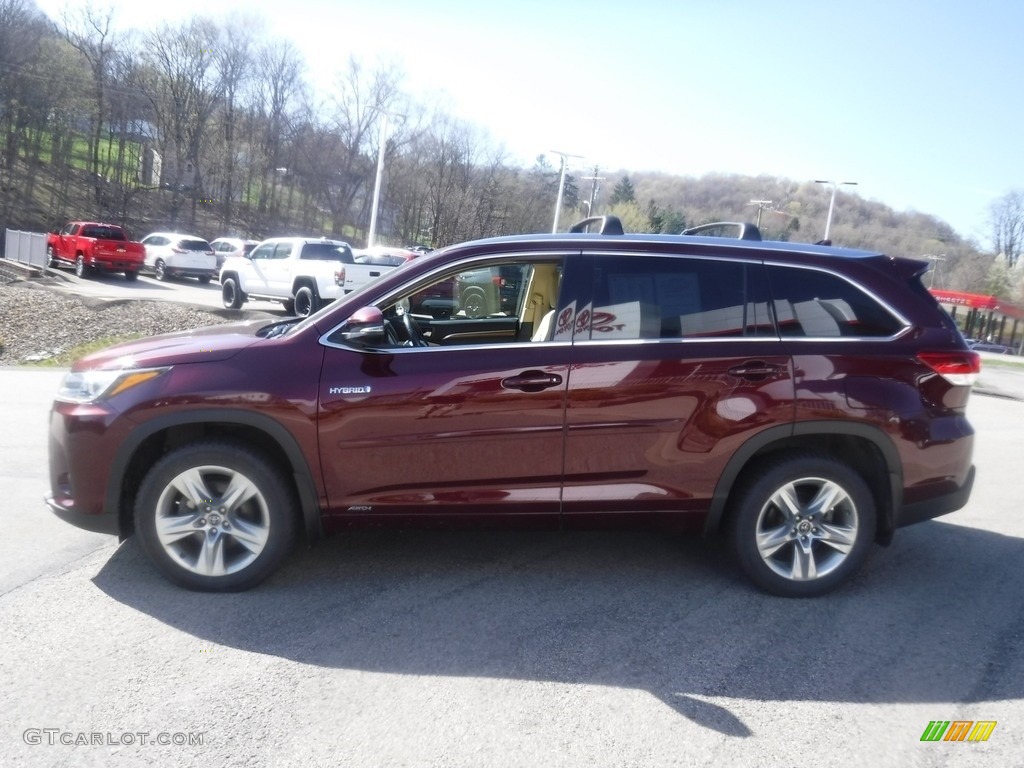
[134,441,297,591]
[46,246,56,269]
[729,453,875,597]
[124,270,139,282]
[461,287,487,318]
[281,299,295,315]
[197,274,212,285]
[293,284,319,317]
[74,254,88,278]
[154,259,168,281]
[222,275,245,309]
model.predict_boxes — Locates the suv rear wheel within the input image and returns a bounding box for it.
[134,442,297,591]
[730,454,875,597]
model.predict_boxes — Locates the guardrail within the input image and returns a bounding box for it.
[3,229,47,269]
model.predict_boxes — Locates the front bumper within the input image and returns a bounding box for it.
[45,494,120,535]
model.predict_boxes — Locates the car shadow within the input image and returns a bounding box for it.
[92,521,1024,736]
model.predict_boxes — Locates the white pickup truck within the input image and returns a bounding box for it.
[219,237,399,316]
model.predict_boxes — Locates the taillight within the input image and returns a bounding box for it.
[917,351,981,386]
[335,267,346,286]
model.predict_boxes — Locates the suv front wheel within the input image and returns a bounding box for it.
[134,441,297,591]
[730,454,875,597]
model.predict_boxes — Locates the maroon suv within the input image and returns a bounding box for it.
[47,216,980,595]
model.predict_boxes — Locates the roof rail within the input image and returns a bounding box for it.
[681,222,762,241]
[568,215,624,235]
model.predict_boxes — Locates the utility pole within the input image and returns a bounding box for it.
[550,150,583,233]
[814,180,858,242]
[925,253,947,288]
[746,199,773,228]
[582,165,605,216]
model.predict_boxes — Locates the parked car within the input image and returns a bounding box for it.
[209,237,258,272]
[140,232,217,283]
[219,237,355,316]
[46,215,980,596]
[45,221,145,280]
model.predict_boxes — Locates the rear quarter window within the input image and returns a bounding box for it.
[766,264,904,338]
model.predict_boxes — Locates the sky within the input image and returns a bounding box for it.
[33,0,1024,245]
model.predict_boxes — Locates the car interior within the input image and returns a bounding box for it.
[381,260,563,347]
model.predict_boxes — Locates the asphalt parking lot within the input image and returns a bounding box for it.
[1,366,1021,767]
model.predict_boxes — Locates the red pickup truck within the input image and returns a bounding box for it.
[46,221,146,280]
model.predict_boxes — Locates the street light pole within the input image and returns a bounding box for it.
[551,150,582,233]
[814,180,858,242]
[367,111,390,248]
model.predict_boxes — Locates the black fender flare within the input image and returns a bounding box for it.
[106,408,323,543]
[703,421,902,542]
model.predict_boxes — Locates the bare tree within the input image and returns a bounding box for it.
[317,58,405,239]
[57,3,121,205]
[140,16,225,226]
[211,13,260,228]
[989,189,1024,267]
[251,37,306,224]
[0,0,50,207]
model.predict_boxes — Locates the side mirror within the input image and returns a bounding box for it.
[336,306,387,347]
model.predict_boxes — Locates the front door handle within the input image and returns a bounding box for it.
[501,371,563,392]
[728,361,786,379]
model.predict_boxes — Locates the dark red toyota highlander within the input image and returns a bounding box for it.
[47,216,979,595]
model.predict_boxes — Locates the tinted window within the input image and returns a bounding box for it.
[178,238,212,251]
[300,242,351,261]
[82,225,126,240]
[583,255,773,340]
[766,265,904,338]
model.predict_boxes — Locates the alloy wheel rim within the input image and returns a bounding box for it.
[754,476,858,581]
[154,464,271,577]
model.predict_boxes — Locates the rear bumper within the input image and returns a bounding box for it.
[92,259,143,272]
[895,464,976,528]
[167,267,217,278]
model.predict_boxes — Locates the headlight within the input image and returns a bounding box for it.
[56,367,169,404]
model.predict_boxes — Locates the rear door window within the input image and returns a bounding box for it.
[578,255,774,340]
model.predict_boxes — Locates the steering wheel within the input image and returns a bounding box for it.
[399,312,429,347]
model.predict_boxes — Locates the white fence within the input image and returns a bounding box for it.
[3,229,47,269]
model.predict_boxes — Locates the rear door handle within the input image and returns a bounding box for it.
[501,371,563,392]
